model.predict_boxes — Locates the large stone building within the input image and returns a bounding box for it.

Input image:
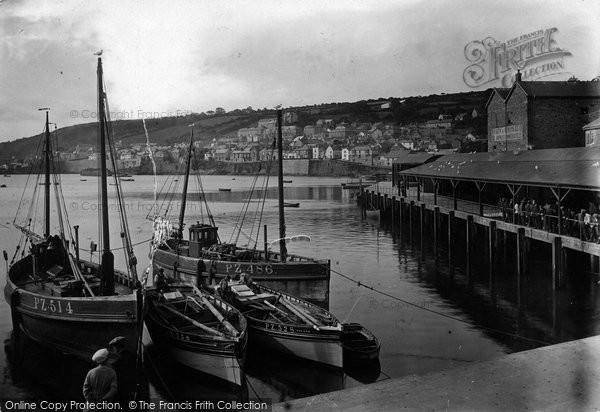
[486,72,600,152]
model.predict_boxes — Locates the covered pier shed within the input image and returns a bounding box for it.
[397,147,600,236]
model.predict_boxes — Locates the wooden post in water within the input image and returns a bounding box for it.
[399,197,404,223]
[384,194,388,217]
[433,207,440,254]
[466,215,473,279]
[552,236,562,290]
[448,210,455,260]
[516,227,525,276]
[488,221,496,271]
[391,196,396,226]
[420,203,426,238]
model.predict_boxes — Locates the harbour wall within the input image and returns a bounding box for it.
[54,158,390,177]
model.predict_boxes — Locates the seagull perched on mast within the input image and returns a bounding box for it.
[93,50,103,56]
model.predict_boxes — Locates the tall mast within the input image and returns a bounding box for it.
[178,130,194,242]
[43,109,51,238]
[277,109,287,262]
[97,57,114,295]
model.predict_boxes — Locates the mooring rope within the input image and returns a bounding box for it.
[323,262,552,346]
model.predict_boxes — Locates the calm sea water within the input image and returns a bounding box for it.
[1,174,599,404]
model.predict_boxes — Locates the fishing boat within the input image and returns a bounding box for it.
[365,208,380,220]
[145,283,247,386]
[150,109,330,305]
[120,177,135,182]
[341,323,380,361]
[283,202,300,208]
[283,180,292,184]
[221,281,343,368]
[3,58,142,361]
[218,188,231,192]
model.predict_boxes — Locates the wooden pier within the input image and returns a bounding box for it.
[359,187,600,288]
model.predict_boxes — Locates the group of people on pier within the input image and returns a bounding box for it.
[497,197,600,243]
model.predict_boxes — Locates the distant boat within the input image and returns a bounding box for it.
[80,179,87,182]
[283,180,292,183]
[4,174,10,177]
[218,188,231,192]
[283,202,299,208]
[120,178,135,182]
[0,184,6,188]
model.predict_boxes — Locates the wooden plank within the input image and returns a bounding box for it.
[278,297,321,329]
[192,284,239,337]
[156,302,225,338]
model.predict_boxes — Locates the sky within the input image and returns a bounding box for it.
[1,0,599,142]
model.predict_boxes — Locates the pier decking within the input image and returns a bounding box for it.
[274,335,600,411]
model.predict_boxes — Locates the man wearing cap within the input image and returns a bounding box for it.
[108,336,138,405]
[153,268,168,292]
[83,348,117,402]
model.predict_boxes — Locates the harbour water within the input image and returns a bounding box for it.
[1,175,599,403]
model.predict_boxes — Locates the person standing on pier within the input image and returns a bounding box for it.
[83,348,117,403]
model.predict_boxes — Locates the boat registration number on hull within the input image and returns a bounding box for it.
[224,263,273,275]
[32,297,74,314]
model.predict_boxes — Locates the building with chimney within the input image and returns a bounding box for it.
[486,71,600,152]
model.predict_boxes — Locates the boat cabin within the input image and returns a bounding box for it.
[188,223,219,257]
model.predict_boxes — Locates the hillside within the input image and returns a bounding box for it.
[0,90,491,163]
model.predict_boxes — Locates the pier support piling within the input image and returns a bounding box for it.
[552,236,563,290]
[516,227,525,276]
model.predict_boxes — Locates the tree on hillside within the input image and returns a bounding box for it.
[215,107,226,115]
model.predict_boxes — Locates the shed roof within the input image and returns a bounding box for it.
[400,147,600,190]
[583,117,600,131]
[516,81,600,98]
[391,151,442,164]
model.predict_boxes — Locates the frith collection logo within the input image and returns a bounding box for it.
[463,28,572,88]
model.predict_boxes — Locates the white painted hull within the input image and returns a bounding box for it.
[252,331,343,368]
[164,344,243,386]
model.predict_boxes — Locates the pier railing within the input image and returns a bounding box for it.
[369,184,600,244]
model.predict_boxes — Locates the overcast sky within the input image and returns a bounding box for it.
[1,0,599,142]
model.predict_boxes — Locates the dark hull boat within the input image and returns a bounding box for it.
[4,59,142,361]
[150,109,330,304]
[5,253,141,359]
[222,282,343,368]
[145,283,247,386]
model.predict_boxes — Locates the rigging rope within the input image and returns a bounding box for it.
[322,262,552,346]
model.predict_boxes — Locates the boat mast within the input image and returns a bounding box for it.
[43,109,51,238]
[178,130,194,243]
[277,109,287,262]
[97,57,114,295]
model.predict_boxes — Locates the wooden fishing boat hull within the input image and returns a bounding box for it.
[4,255,141,361]
[153,249,330,304]
[249,322,343,368]
[229,283,343,368]
[341,323,380,361]
[144,291,247,386]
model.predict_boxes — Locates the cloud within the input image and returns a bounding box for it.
[1,0,599,142]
